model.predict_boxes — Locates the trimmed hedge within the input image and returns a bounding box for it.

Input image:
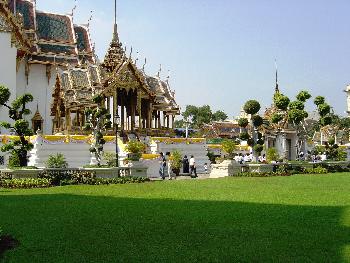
[0,178,51,189]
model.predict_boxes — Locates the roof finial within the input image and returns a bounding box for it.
[166,70,170,82]
[135,51,139,65]
[157,64,162,78]
[87,11,93,28]
[70,0,77,17]
[274,59,279,93]
[142,58,147,72]
[129,46,133,58]
[112,0,119,43]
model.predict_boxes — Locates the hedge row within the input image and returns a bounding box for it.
[0,170,150,189]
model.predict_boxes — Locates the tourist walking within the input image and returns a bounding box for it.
[159,152,166,180]
[182,155,189,173]
[166,152,173,180]
[189,155,197,178]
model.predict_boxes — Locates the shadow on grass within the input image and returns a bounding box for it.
[0,194,349,262]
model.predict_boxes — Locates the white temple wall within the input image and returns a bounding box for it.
[0,32,17,133]
[17,62,56,134]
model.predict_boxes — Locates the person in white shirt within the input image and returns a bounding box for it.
[189,155,197,178]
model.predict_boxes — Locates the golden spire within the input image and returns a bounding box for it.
[102,0,125,72]
[275,59,279,94]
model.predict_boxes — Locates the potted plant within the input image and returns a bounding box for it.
[125,140,146,161]
[170,150,182,177]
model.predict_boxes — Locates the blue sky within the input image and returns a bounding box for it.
[37,0,350,118]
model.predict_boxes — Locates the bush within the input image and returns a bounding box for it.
[304,166,328,174]
[39,170,95,186]
[46,153,68,168]
[239,132,250,141]
[274,94,290,110]
[266,148,279,163]
[8,153,20,168]
[125,140,146,154]
[252,115,263,127]
[0,178,51,189]
[253,144,263,154]
[222,139,237,158]
[103,152,116,167]
[238,118,249,128]
[243,100,261,115]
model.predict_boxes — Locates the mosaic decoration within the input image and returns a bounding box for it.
[36,12,73,42]
[38,43,76,55]
[74,25,92,52]
[16,0,35,30]
[71,70,89,89]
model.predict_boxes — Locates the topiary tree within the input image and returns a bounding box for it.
[0,85,34,167]
[313,96,343,146]
[84,94,112,166]
[239,100,264,161]
[269,90,312,159]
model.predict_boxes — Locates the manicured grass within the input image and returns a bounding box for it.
[1,173,350,262]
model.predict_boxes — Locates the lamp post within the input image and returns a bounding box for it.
[114,113,121,168]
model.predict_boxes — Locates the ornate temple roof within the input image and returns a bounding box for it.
[36,11,75,43]
[0,0,32,51]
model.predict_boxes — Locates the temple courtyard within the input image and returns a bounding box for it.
[1,173,350,262]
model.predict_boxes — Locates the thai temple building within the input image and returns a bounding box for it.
[0,0,180,137]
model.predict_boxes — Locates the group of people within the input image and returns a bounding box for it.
[233,153,266,164]
[159,153,205,180]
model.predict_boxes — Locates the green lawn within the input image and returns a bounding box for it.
[1,174,350,262]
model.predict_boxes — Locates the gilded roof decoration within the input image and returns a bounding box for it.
[70,69,90,89]
[88,65,100,85]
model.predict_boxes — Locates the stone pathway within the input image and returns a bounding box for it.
[150,174,210,181]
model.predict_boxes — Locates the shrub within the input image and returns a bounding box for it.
[271,113,283,124]
[253,144,263,155]
[222,139,237,158]
[266,148,279,163]
[243,100,260,115]
[296,90,311,102]
[239,132,250,141]
[252,115,263,127]
[304,166,328,174]
[170,150,182,170]
[274,94,290,110]
[238,118,249,128]
[8,153,20,168]
[314,96,325,106]
[0,178,51,189]
[103,152,116,167]
[46,153,68,168]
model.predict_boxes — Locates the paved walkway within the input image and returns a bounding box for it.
[150,174,210,181]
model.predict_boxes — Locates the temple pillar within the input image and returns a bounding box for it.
[171,115,175,129]
[131,96,135,131]
[147,103,153,129]
[158,111,161,129]
[113,89,118,129]
[121,99,125,131]
[137,90,142,130]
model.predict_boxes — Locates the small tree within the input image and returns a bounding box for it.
[125,140,146,161]
[221,139,237,159]
[0,85,34,167]
[239,100,264,160]
[270,90,312,159]
[84,94,112,166]
[169,150,182,176]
